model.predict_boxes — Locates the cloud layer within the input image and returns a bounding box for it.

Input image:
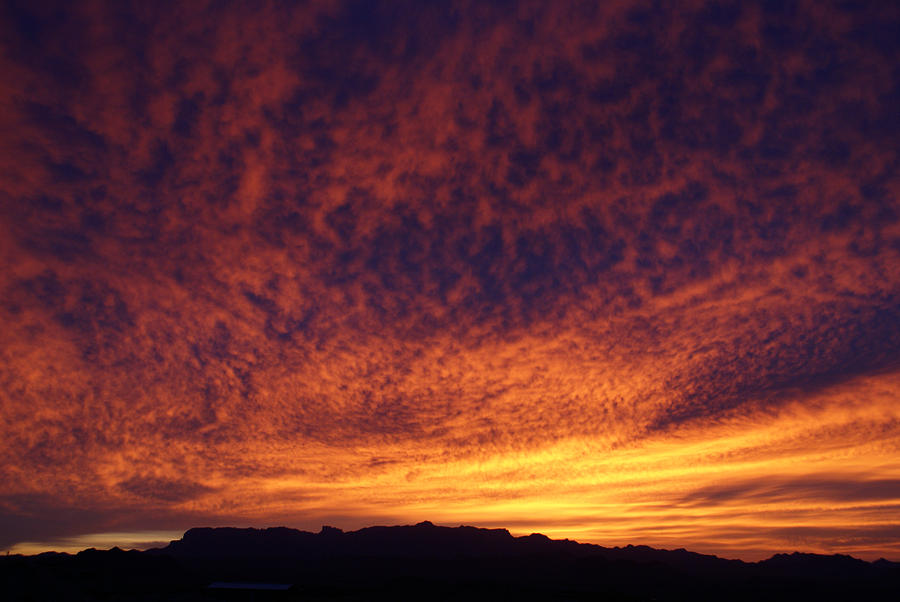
[1,0,899,559]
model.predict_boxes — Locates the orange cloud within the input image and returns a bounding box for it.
[1,0,899,559]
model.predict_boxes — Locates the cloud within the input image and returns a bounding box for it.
[118,476,217,503]
[678,476,900,507]
[0,0,899,558]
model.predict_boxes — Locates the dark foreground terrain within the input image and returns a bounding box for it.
[2,522,898,601]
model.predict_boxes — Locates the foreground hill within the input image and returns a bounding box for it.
[2,522,898,600]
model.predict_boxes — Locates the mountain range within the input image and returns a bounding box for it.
[3,522,898,600]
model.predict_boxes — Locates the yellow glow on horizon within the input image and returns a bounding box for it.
[8,531,184,556]
[112,370,895,561]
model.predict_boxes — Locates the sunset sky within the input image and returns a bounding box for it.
[2,0,900,561]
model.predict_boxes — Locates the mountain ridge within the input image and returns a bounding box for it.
[155,521,892,570]
[4,522,898,600]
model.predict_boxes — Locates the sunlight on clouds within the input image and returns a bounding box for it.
[209,371,900,560]
[1,0,899,560]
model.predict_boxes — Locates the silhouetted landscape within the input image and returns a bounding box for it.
[4,1,900,594]
[3,523,898,601]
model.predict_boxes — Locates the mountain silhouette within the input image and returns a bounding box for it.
[3,523,898,600]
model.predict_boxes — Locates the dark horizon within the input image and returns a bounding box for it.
[5,521,899,601]
[10,521,900,564]
[2,0,900,564]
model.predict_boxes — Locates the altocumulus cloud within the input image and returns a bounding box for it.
[1,0,899,558]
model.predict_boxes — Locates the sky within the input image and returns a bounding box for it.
[1,0,899,561]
